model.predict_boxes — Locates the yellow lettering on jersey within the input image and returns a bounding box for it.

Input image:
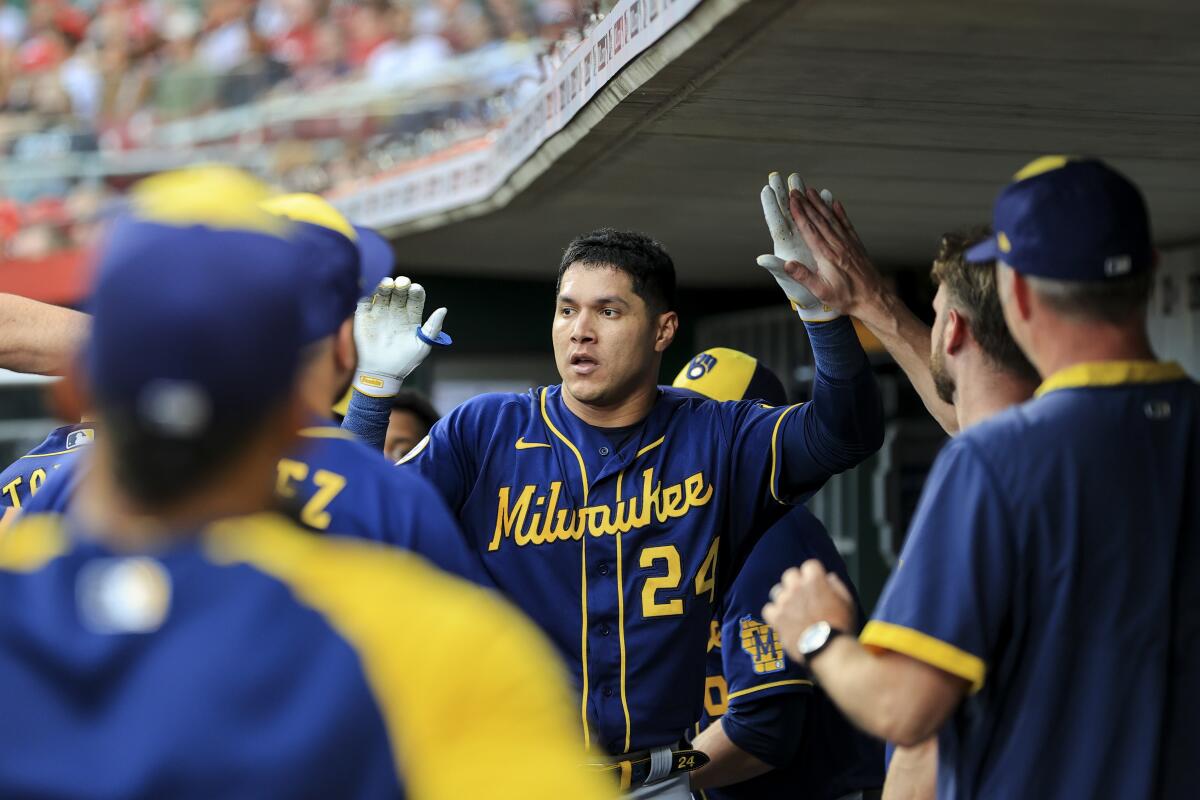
[2,476,22,510]
[707,620,722,652]
[276,459,308,498]
[301,470,346,531]
[703,675,728,717]
[29,468,46,496]
[488,467,714,552]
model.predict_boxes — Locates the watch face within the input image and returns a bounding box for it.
[800,620,832,656]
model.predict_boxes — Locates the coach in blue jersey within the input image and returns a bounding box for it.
[18,193,483,583]
[0,167,610,799]
[765,156,1200,799]
[345,180,884,794]
[673,348,883,800]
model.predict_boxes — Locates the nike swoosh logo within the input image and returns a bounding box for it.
[515,437,552,450]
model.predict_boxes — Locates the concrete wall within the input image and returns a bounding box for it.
[1149,245,1200,379]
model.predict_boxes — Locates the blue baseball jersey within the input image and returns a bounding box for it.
[398,384,873,754]
[697,507,883,800]
[19,420,487,585]
[861,361,1200,799]
[0,512,611,799]
[0,422,94,511]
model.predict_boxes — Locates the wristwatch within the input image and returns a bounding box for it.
[798,620,845,662]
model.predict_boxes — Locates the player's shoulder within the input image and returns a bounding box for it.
[204,512,543,665]
[0,512,70,573]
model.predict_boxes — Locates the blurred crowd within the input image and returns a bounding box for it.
[0,0,585,261]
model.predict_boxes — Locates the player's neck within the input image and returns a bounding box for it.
[561,380,658,428]
[74,444,279,552]
[299,360,338,420]
[1026,318,1156,381]
[954,366,1036,430]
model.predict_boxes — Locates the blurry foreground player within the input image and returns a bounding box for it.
[0,167,610,800]
[16,194,484,583]
[385,389,440,461]
[764,157,1200,799]
[674,348,883,800]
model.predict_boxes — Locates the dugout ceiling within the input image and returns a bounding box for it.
[391,0,1200,286]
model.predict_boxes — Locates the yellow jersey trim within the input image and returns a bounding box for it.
[0,513,68,572]
[1035,361,1186,398]
[203,513,610,800]
[635,436,665,459]
[539,388,592,748]
[860,620,985,693]
[396,434,429,464]
[20,448,88,459]
[768,405,802,504]
[298,427,358,441]
[726,678,813,700]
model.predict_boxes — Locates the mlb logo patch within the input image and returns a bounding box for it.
[65,428,95,450]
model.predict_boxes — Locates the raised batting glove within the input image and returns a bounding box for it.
[352,276,450,398]
[757,172,841,322]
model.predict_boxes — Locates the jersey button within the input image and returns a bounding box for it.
[600,624,611,636]
[599,446,611,456]
[598,563,610,576]
[603,687,614,698]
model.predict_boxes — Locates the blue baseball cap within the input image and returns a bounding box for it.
[259,193,394,343]
[86,167,308,439]
[965,156,1154,281]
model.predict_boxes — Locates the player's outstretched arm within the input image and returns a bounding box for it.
[762,560,968,746]
[0,294,89,376]
[774,185,958,434]
[343,276,448,450]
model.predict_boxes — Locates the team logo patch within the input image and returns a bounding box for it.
[65,428,94,450]
[686,353,718,380]
[739,615,786,674]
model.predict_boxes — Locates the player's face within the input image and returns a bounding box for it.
[930,284,956,404]
[553,265,663,407]
[385,409,429,461]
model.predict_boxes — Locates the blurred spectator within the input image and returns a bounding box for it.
[153,8,217,120]
[364,1,452,86]
[0,1,25,48]
[197,0,254,73]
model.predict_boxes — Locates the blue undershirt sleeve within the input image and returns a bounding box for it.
[341,391,392,452]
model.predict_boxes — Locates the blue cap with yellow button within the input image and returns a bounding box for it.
[258,193,395,343]
[672,347,788,406]
[86,166,309,440]
[965,156,1154,281]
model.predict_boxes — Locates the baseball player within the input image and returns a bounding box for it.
[0,166,610,800]
[0,419,93,514]
[17,193,484,584]
[763,157,1200,799]
[762,212,1041,797]
[342,177,885,796]
[672,348,884,800]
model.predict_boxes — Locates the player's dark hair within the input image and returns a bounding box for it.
[390,389,440,435]
[1026,271,1154,325]
[930,227,1040,386]
[557,228,677,313]
[98,400,285,510]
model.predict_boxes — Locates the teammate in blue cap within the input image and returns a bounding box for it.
[343,175,885,796]
[672,347,884,800]
[764,156,1200,800]
[16,193,483,583]
[0,166,611,799]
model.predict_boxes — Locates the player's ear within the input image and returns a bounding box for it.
[653,310,678,353]
[47,357,89,424]
[334,317,356,373]
[943,308,968,355]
